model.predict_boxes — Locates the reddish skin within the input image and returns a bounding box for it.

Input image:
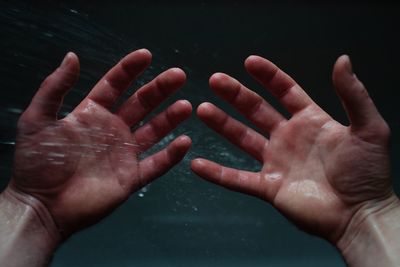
[9,49,192,238]
[191,55,394,243]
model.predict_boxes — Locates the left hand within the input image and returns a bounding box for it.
[191,55,393,243]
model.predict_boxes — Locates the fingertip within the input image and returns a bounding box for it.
[120,49,152,74]
[132,48,152,60]
[197,102,215,118]
[333,54,355,86]
[55,52,80,84]
[179,134,192,143]
[337,54,350,64]
[66,51,79,62]
[167,135,191,160]
[167,100,192,124]
[175,135,192,150]
[60,52,79,70]
[337,54,352,71]
[137,48,152,59]
[191,158,207,171]
[171,67,187,80]
[209,73,239,97]
[209,72,226,85]
[244,55,264,71]
[162,68,186,88]
[343,55,353,75]
[176,99,193,113]
[245,54,260,64]
[245,55,277,80]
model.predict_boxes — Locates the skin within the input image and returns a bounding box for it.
[1,51,399,267]
[6,48,192,239]
[191,55,397,245]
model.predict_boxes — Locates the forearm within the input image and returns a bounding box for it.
[0,186,60,267]
[337,193,400,267]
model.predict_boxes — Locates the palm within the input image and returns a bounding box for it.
[10,50,192,237]
[14,104,137,230]
[262,108,345,234]
[192,55,391,242]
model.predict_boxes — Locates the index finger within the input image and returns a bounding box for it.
[83,49,152,109]
[245,55,315,114]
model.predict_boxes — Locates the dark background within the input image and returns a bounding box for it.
[0,1,399,266]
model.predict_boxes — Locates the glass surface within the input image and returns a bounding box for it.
[1,1,399,266]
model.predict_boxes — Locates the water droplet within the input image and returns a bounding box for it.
[4,108,23,114]
[44,32,54,38]
[48,152,65,158]
[40,142,62,147]
[141,187,148,193]
[0,141,15,146]
[138,193,144,198]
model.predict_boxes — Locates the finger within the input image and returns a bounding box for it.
[191,158,263,198]
[197,102,267,162]
[133,100,192,153]
[84,49,152,109]
[209,72,286,133]
[245,55,315,114]
[332,55,386,132]
[117,68,186,126]
[138,135,191,186]
[23,52,79,123]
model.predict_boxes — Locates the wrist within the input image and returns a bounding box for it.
[337,192,400,267]
[0,185,61,266]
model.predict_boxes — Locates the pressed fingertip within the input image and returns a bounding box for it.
[171,67,187,80]
[344,55,353,75]
[191,158,206,170]
[175,99,192,113]
[60,52,77,69]
[176,135,192,148]
[209,72,237,91]
[137,48,152,57]
[124,49,152,69]
[197,102,215,118]
[336,55,353,74]
[245,55,260,63]
[161,68,186,88]
[333,55,355,85]
[209,72,225,84]
[179,134,192,142]
[244,55,274,77]
[244,55,263,68]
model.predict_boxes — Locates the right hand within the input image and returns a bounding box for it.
[8,49,192,239]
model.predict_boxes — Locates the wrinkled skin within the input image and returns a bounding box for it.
[9,49,192,238]
[191,55,393,243]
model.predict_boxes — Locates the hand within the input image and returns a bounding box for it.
[191,55,395,244]
[8,49,192,239]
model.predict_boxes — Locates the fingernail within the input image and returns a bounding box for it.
[60,52,72,69]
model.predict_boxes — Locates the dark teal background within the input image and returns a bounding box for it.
[1,1,399,266]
